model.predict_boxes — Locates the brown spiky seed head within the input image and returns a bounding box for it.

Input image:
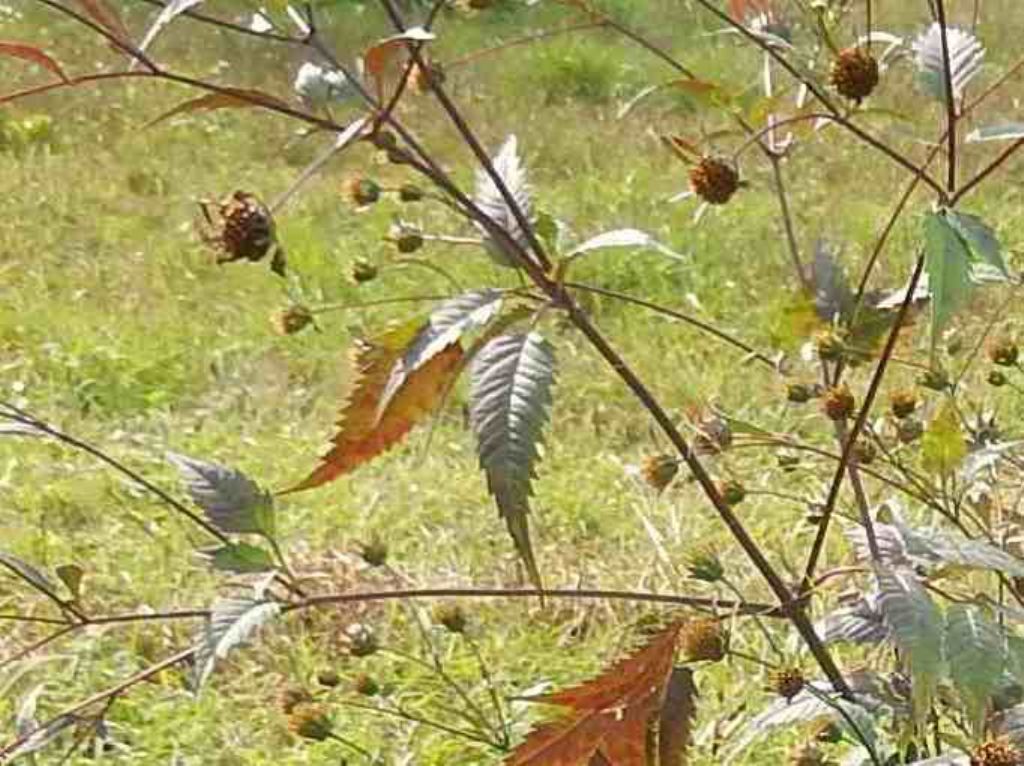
[719,479,747,506]
[686,548,724,583]
[770,666,806,700]
[694,413,733,455]
[359,536,389,567]
[287,703,334,742]
[641,454,678,493]
[351,258,378,284]
[271,304,314,336]
[399,184,424,202]
[790,744,830,766]
[990,338,1020,367]
[346,623,379,657]
[689,156,740,205]
[823,384,855,421]
[206,191,278,264]
[396,231,424,254]
[433,603,468,634]
[852,440,876,466]
[680,619,727,662]
[343,176,381,206]
[970,739,1023,766]
[897,417,924,444]
[787,383,815,404]
[353,673,380,696]
[890,389,918,419]
[278,686,313,714]
[918,368,950,391]
[815,329,846,362]
[830,47,879,102]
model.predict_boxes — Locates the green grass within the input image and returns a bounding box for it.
[4,0,1024,763]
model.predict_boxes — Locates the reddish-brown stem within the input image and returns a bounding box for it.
[802,252,928,590]
[933,0,959,192]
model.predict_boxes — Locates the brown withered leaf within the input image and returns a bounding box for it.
[146,88,292,127]
[507,623,681,766]
[0,42,68,82]
[285,319,463,493]
[362,27,435,102]
[72,0,130,44]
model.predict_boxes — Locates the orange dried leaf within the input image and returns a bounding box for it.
[508,623,681,766]
[728,0,771,22]
[362,27,434,101]
[146,88,292,127]
[285,321,463,493]
[0,42,68,82]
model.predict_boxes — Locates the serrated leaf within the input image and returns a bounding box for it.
[565,228,684,262]
[287,319,464,492]
[136,0,202,62]
[946,604,1005,734]
[146,88,293,127]
[922,403,967,477]
[944,210,1009,278]
[966,123,1024,143]
[378,290,504,417]
[475,135,534,268]
[167,453,274,537]
[200,543,276,574]
[0,550,57,596]
[819,596,888,645]
[193,598,280,691]
[855,520,1024,577]
[470,332,555,589]
[0,42,68,82]
[658,667,696,766]
[509,624,680,766]
[924,211,973,357]
[876,566,944,715]
[913,23,984,104]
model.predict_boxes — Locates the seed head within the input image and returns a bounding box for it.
[433,603,468,634]
[822,384,855,421]
[680,619,727,662]
[918,368,950,392]
[278,686,313,714]
[350,258,379,284]
[787,383,815,404]
[830,47,879,103]
[889,389,918,419]
[897,417,924,444]
[989,370,1009,387]
[353,673,380,696]
[852,440,876,466]
[346,623,379,658]
[199,190,284,275]
[770,666,806,701]
[316,671,340,688]
[970,739,1023,766]
[390,222,425,254]
[640,454,678,493]
[359,536,389,567]
[689,156,740,205]
[685,548,724,583]
[694,413,733,455]
[990,338,1020,367]
[815,329,846,362]
[287,703,334,742]
[718,479,747,507]
[399,184,424,202]
[271,304,314,336]
[343,176,381,207]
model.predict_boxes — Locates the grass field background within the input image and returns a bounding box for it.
[3,0,1024,762]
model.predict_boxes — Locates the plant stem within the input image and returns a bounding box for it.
[933,0,959,193]
[769,154,810,291]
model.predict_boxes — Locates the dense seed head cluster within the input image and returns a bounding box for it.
[689,156,740,205]
[680,619,727,662]
[830,48,879,102]
[970,739,1024,766]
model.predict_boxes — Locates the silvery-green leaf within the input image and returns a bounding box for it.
[474,135,534,268]
[819,595,888,645]
[946,604,1006,733]
[897,522,1024,578]
[876,566,944,713]
[167,453,274,538]
[945,210,1009,278]
[469,332,555,588]
[565,228,685,262]
[0,551,57,596]
[199,543,276,574]
[377,290,504,417]
[913,23,984,104]
[192,598,280,691]
[845,523,910,566]
[962,441,1022,483]
[923,211,973,357]
[966,123,1024,143]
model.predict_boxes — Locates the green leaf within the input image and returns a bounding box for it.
[876,566,944,716]
[167,453,275,538]
[201,543,276,574]
[193,597,280,692]
[377,289,504,416]
[923,211,973,358]
[921,403,967,477]
[943,209,1010,279]
[469,332,556,589]
[897,522,1024,578]
[946,604,1005,734]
